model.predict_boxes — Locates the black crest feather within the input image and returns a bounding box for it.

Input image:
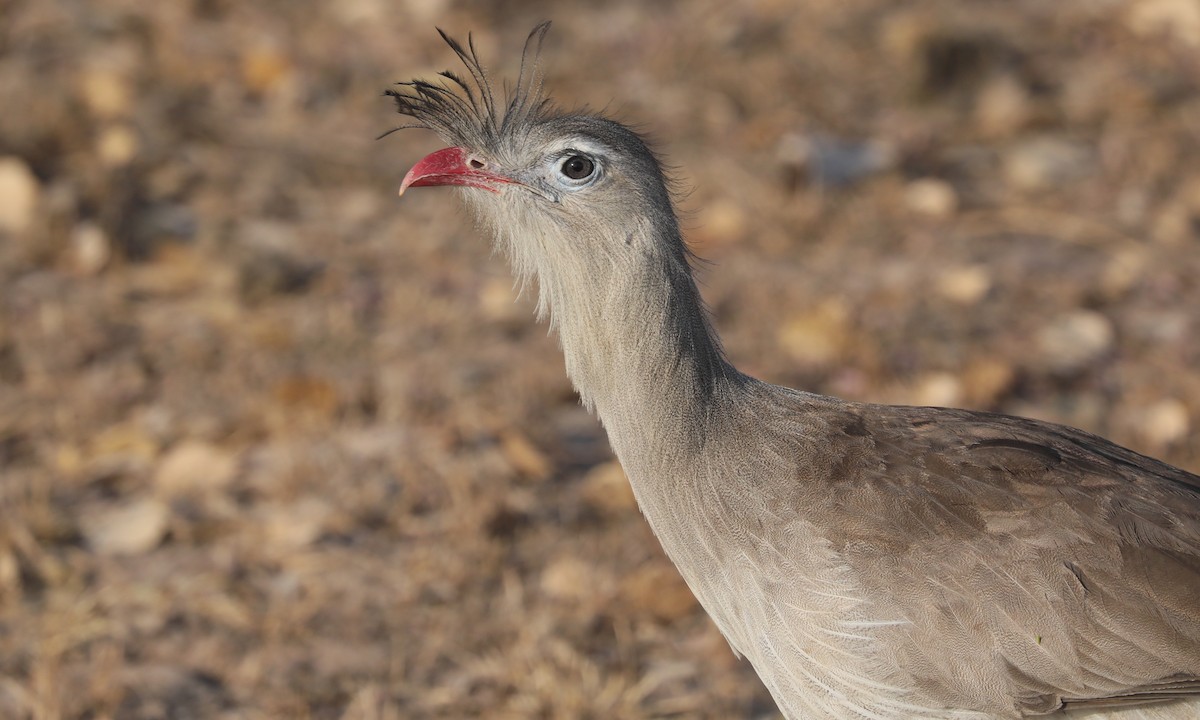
[382,22,556,150]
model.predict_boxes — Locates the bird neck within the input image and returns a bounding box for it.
[545,243,738,471]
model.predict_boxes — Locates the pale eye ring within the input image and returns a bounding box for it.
[560,154,595,181]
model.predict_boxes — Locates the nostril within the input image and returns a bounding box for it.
[468,157,485,169]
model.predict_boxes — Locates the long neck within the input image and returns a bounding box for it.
[545,239,740,475]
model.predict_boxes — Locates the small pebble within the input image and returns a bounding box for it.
[975,75,1031,138]
[500,431,552,481]
[97,124,139,167]
[905,178,958,219]
[154,441,239,498]
[1126,0,1200,47]
[0,157,40,235]
[263,498,332,551]
[82,498,170,555]
[698,198,749,246]
[79,66,132,119]
[1004,138,1093,192]
[778,300,850,367]
[779,133,895,187]
[541,555,601,602]
[1151,201,1193,245]
[1141,399,1190,448]
[1100,248,1148,299]
[479,277,522,322]
[68,221,111,275]
[242,45,294,94]
[962,357,1016,407]
[1034,311,1115,374]
[936,265,991,305]
[911,372,962,407]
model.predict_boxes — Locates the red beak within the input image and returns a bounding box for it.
[398,146,516,197]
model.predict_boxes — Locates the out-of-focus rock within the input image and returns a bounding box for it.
[1116,188,1150,228]
[1033,310,1115,374]
[910,372,963,407]
[541,555,603,603]
[338,683,389,720]
[962,357,1016,407]
[154,441,239,498]
[1004,137,1094,192]
[1140,399,1190,448]
[1151,201,1194,245]
[78,66,133,120]
[936,265,991,305]
[904,178,958,219]
[697,198,749,247]
[620,561,697,622]
[778,299,851,367]
[1151,179,1200,244]
[270,375,340,430]
[85,422,161,478]
[1062,62,1132,124]
[82,498,170,556]
[241,44,295,95]
[879,9,932,63]
[0,157,40,235]
[337,426,410,462]
[778,133,896,188]
[1100,247,1148,299]
[0,546,19,595]
[330,0,387,26]
[1127,0,1200,47]
[580,460,636,515]
[67,221,111,275]
[975,75,1032,137]
[262,497,332,551]
[96,124,139,167]
[479,277,523,323]
[500,431,552,481]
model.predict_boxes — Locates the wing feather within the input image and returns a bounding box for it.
[808,401,1200,714]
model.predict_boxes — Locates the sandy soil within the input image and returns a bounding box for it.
[1,0,1198,718]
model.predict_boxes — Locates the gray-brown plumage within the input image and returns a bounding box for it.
[386,23,1200,719]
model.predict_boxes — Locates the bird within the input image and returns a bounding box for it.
[385,22,1200,720]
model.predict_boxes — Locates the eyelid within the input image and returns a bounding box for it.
[555,151,583,165]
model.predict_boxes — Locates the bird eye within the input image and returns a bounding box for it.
[560,155,595,181]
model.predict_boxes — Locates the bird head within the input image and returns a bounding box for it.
[384,23,687,322]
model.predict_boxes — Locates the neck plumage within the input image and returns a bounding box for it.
[473,184,743,473]
[534,225,739,474]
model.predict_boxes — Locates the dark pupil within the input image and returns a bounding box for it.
[562,155,594,180]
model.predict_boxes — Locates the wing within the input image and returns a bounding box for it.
[794,399,1200,716]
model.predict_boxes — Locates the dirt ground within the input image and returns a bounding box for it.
[1,0,1198,718]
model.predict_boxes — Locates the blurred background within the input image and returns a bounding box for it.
[1,0,1198,717]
